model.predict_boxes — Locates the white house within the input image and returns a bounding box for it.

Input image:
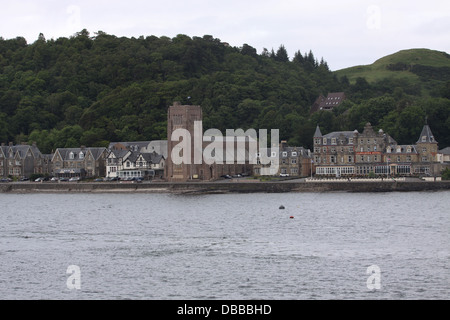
[106,150,165,179]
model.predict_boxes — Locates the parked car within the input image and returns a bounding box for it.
[34,177,49,182]
[69,177,80,182]
[0,178,12,183]
[50,177,59,182]
[280,173,290,177]
[220,174,232,179]
[59,177,69,182]
[20,177,30,181]
[94,178,104,182]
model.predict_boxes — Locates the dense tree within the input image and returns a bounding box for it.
[0,31,448,154]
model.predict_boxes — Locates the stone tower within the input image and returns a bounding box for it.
[166,102,203,181]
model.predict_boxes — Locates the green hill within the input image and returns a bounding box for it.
[334,48,450,86]
[0,32,449,152]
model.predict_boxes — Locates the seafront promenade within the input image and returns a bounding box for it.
[1,178,449,194]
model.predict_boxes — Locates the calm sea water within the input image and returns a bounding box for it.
[0,191,448,300]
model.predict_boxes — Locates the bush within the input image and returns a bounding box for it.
[442,168,450,180]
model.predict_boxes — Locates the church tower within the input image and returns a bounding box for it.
[166,102,203,181]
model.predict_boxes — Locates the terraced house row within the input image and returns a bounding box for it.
[0,142,166,180]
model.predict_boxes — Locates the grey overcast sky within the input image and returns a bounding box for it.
[1,0,449,70]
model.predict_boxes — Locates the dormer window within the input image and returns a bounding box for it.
[323,138,327,145]
[79,152,84,160]
[396,147,402,153]
[386,147,391,153]
[69,152,74,159]
[291,152,297,157]
[422,136,427,142]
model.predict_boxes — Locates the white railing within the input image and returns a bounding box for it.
[305,177,406,182]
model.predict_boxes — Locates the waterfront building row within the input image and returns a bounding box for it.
[313,122,444,177]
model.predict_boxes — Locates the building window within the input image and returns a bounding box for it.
[291,152,297,157]
[397,165,411,174]
[282,152,287,157]
[291,159,297,164]
[349,138,353,144]
[79,152,84,160]
[323,138,327,145]
[69,152,74,160]
[422,148,427,153]
[331,138,336,145]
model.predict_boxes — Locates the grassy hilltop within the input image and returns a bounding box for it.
[334,48,450,88]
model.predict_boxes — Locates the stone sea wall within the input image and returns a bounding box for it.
[1,180,450,194]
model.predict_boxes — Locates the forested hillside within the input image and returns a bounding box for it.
[0,30,449,153]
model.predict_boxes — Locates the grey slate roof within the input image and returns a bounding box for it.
[416,125,437,144]
[56,147,106,161]
[313,126,322,137]
[109,141,151,152]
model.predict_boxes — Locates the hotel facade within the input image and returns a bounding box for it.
[313,122,440,177]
